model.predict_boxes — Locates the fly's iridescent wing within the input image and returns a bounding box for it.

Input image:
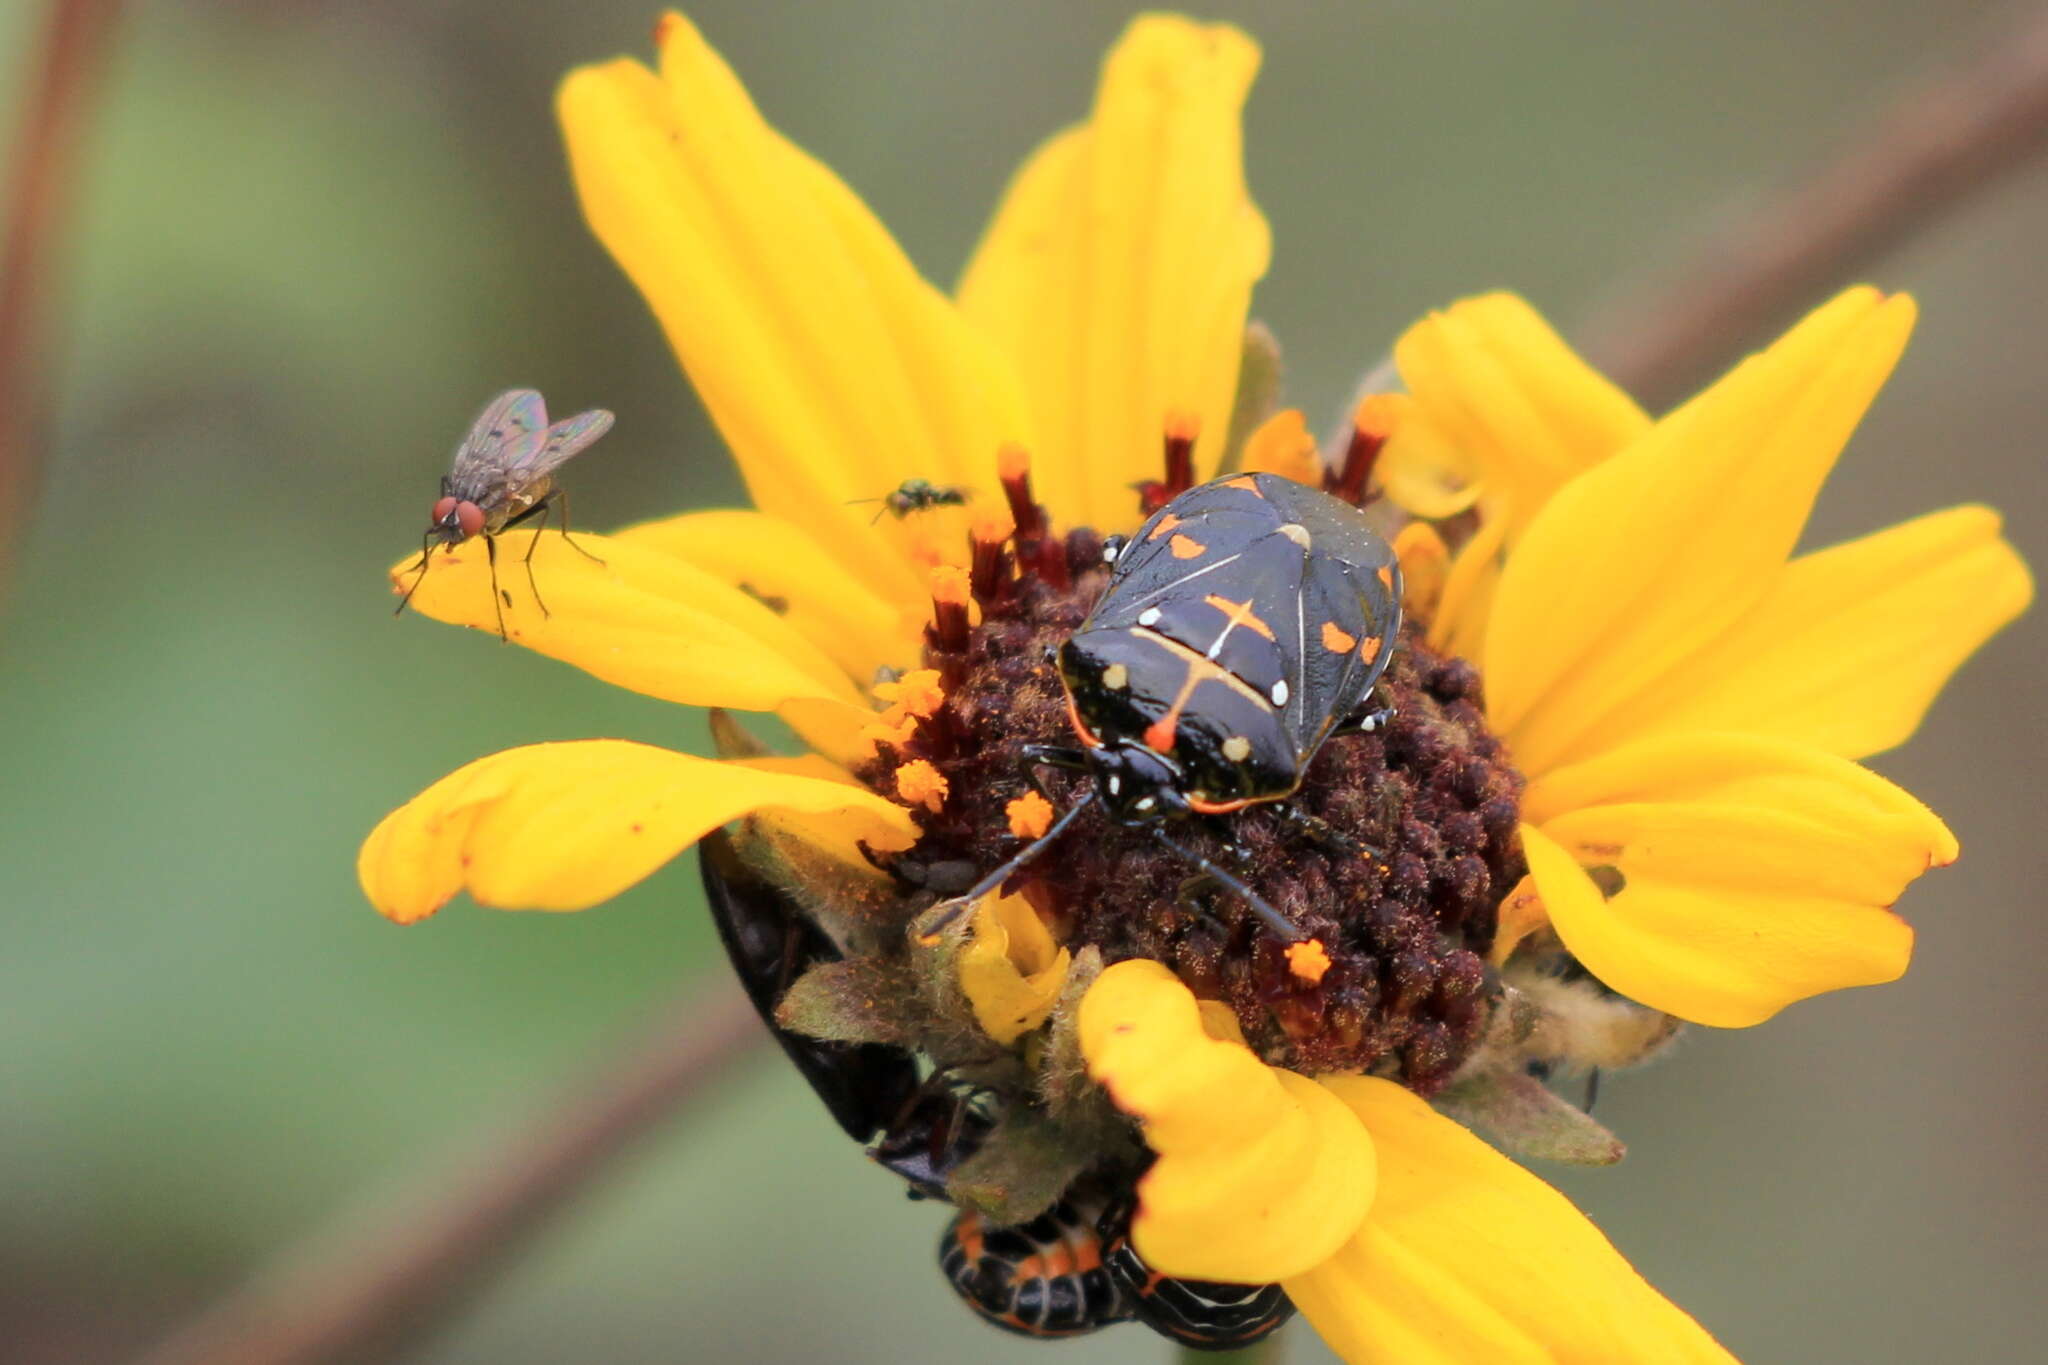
[447,389,550,503]
[510,408,615,483]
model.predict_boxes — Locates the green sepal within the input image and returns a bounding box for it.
[1435,1068,1626,1166]
[1222,320,1284,469]
[775,958,926,1049]
[944,1105,1097,1226]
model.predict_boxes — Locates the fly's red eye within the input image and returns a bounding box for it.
[431,495,458,525]
[455,501,486,538]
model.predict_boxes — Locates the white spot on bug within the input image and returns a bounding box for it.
[1222,735,1252,762]
[1138,607,1162,627]
[1108,774,1122,795]
[1271,680,1290,706]
[1102,542,1121,564]
[1103,663,1129,690]
[1135,796,1156,811]
[1279,523,1311,549]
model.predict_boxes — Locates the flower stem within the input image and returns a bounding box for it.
[135,982,766,1365]
[1584,3,2048,407]
[0,0,124,597]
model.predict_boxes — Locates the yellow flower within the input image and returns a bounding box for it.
[358,10,2031,1361]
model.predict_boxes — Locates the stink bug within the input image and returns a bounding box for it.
[931,471,1402,941]
[852,477,972,524]
[396,388,614,639]
[940,1198,1134,1339]
[698,830,1290,1345]
[1098,1195,1296,1350]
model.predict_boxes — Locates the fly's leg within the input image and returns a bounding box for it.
[548,486,605,564]
[483,533,509,641]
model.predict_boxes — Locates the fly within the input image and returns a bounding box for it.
[395,388,614,639]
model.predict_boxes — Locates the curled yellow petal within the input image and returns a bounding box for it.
[1286,1076,1735,1365]
[1240,409,1324,486]
[1590,504,2034,760]
[1522,783,1924,1030]
[1079,959,1374,1282]
[958,896,1072,1046]
[358,740,917,924]
[559,16,1027,603]
[1372,394,1484,521]
[1393,292,1647,533]
[1486,289,1915,776]
[959,15,1269,530]
[389,531,863,715]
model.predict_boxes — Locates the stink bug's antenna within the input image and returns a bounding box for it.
[1149,828,1304,943]
[917,791,1097,941]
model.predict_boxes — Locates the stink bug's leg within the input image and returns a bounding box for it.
[483,534,509,641]
[1150,829,1303,943]
[1333,686,1397,737]
[1018,744,1090,804]
[1274,803,1384,861]
[918,790,1097,939]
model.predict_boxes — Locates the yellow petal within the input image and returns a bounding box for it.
[358,740,917,923]
[1240,409,1324,487]
[1394,293,1648,532]
[614,508,919,684]
[958,896,1072,1046]
[1485,289,1916,776]
[1079,959,1374,1281]
[1373,395,1484,520]
[1286,1076,1735,1365]
[1590,505,2034,760]
[1522,734,1937,1023]
[389,531,866,718]
[559,18,1027,604]
[1426,514,1506,659]
[959,16,1269,531]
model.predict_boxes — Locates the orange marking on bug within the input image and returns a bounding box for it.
[1139,646,1236,755]
[1147,512,1183,540]
[1169,533,1206,559]
[1322,621,1358,653]
[1358,635,1383,658]
[1204,594,1275,640]
[1007,791,1054,839]
[1219,474,1263,495]
[957,1211,986,1263]
[1377,564,1395,591]
[1063,690,1103,749]
[1286,938,1333,984]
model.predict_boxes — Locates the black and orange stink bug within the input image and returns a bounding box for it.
[935,470,1403,941]
[699,830,1292,1346]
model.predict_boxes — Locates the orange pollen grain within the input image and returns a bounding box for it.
[1353,392,1404,441]
[875,667,946,718]
[895,760,950,813]
[859,707,919,749]
[929,564,971,606]
[1321,621,1357,653]
[1286,939,1333,984]
[997,441,1032,482]
[1169,534,1206,559]
[1006,791,1055,839]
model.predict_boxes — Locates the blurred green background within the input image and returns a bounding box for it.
[3,1,2042,1361]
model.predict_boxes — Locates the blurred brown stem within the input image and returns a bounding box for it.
[0,0,123,595]
[1584,3,2048,407]
[135,982,765,1365]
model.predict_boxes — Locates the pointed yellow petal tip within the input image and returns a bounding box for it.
[1078,960,1375,1282]
[357,741,916,924]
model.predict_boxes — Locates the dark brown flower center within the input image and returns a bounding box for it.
[860,501,1526,1092]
